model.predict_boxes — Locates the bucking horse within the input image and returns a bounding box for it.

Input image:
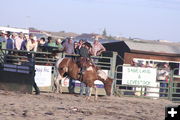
[54,57,113,100]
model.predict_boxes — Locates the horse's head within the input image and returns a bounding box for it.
[96,70,114,96]
[103,77,113,96]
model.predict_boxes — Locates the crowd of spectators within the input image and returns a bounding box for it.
[0,31,106,57]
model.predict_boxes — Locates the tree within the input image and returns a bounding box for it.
[102,28,107,36]
[107,34,114,40]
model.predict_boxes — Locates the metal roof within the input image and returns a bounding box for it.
[123,40,180,54]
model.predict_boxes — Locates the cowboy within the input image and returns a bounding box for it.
[78,42,93,74]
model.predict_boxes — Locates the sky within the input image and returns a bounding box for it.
[1,0,180,42]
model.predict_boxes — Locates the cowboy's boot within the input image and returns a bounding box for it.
[33,82,40,95]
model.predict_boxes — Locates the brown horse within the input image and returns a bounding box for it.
[54,57,113,100]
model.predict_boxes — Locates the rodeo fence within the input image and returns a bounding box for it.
[0,49,36,93]
[0,49,117,95]
[170,68,180,102]
[114,65,180,102]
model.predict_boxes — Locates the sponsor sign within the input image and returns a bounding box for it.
[122,66,157,86]
[35,65,52,87]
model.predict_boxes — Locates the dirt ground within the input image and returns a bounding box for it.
[0,90,177,120]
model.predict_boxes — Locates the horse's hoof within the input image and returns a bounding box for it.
[55,91,59,94]
[85,96,91,101]
[94,98,98,102]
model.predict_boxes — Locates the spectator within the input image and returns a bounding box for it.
[55,38,63,51]
[6,32,15,49]
[91,37,106,56]
[0,31,7,49]
[46,36,56,47]
[39,37,46,46]
[26,34,38,52]
[78,39,84,49]
[74,41,79,54]
[131,59,136,66]
[37,37,46,52]
[15,32,24,50]
[20,34,29,50]
[157,63,170,97]
[74,39,85,54]
[62,37,74,54]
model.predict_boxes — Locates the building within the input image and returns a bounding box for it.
[75,33,104,43]
[103,39,180,74]
[0,26,29,34]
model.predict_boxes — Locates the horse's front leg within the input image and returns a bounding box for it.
[54,74,63,93]
[86,87,92,100]
[54,76,60,93]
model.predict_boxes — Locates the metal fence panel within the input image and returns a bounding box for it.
[0,49,118,95]
[114,65,172,100]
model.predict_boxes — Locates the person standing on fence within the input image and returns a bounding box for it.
[157,63,170,97]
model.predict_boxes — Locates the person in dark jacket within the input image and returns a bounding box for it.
[74,41,80,54]
[78,42,92,73]
[27,53,40,95]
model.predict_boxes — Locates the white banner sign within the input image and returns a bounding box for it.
[122,66,157,86]
[35,65,52,87]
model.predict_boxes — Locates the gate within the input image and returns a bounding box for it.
[169,68,180,102]
[0,49,35,93]
[0,49,57,92]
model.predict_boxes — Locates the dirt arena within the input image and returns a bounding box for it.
[0,90,177,120]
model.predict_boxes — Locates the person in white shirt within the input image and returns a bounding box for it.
[26,34,38,52]
[14,32,24,50]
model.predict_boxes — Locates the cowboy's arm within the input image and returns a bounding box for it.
[89,47,95,56]
[97,44,106,55]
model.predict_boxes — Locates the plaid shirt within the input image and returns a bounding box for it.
[92,42,106,56]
